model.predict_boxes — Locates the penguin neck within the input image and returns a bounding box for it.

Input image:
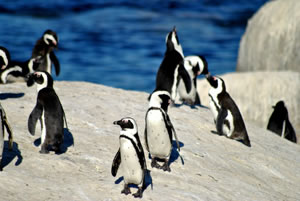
[120,129,137,138]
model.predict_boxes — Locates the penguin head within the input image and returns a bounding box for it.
[149,90,171,112]
[113,117,138,133]
[165,27,184,58]
[184,55,209,78]
[27,71,54,91]
[43,30,58,48]
[0,46,10,70]
[206,74,226,93]
[272,100,288,116]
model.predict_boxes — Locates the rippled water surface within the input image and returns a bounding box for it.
[0,0,268,92]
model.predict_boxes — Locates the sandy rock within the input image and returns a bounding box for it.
[237,0,300,72]
[197,71,300,141]
[0,81,299,201]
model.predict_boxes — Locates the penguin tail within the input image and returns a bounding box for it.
[242,136,251,147]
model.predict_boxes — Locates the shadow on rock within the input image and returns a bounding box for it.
[0,93,25,100]
[33,128,74,154]
[170,140,185,165]
[1,141,23,170]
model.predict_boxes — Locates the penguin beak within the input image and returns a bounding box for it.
[113,120,122,126]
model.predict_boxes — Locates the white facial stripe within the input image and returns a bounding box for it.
[171,32,184,58]
[149,91,171,108]
[0,50,8,67]
[120,118,138,136]
[1,66,22,83]
[43,34,57,45]
[185,56,205,73]
[36,72,48,92]
[28,59,35,73]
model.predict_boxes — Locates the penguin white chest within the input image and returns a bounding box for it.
[146,110,172,159]
[177,76,196,102]
[171,65,180,101]
[223,110,234,137]
[120,138,143,185]
[40,110,47,146]
[46,54,51,74]
[208,92,220,122]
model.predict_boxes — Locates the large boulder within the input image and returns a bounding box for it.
[0,81,299,200]
[237,0,300,72]
[197,71,300,140]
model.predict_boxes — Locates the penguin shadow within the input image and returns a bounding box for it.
[170,140,185,165]
[173,103,209,110]
[33,128,74,154]
[0,93,25,100]
[114,169,153,190]
[0,141,23,170]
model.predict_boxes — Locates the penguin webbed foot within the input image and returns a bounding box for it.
[132,187,143,198]
[121,184,131,195]
[161,160,171,172]
[40,145,49,154]
[151,159,161,169]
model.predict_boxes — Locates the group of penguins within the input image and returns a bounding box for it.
[0,27,297,198]
[0,29,65,170]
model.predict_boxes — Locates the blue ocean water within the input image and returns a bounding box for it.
[0,0,268,92]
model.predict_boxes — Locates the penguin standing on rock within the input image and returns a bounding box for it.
[153,27,191,102]
[145,90,180,172]
[28,71,66,154]
[111,117,147,198]
[0,47,14,170]
[267,101,297,143]
[206,74,251,147]
[177,55,209,105]
[31,29,60,76]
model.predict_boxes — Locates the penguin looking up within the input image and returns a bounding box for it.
[145,90,180,172]
[32,29,60,76]
[267,101,297,143]
[153,27,191,102]
[111,117,147,198]
[177,55,209,105]
[27,71,66,154]
[206,74,251,147]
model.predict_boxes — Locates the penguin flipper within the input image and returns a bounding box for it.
[50,52,60,76]
[216,108,228,135]
[178,64,192,94]
[135,133,147,170]
[166,113,180,152]
[144,110,150,152]
[111,149,121,177]
[0,104,13,150]
[28,102,43,136]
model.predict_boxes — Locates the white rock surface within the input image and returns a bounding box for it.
[237,0,300,72]
[0,81,299,201]
[197,71,300,143]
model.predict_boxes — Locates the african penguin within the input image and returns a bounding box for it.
[31,30,60,76]
[206,74,251,147]
[27,71,66,154]
[145,90,180,172]
[111,117,147,198]
[0,103,14,171]
[0,58,39,84]
[267,101,297,143]
[177,55,209,105]
[153,27,191,102]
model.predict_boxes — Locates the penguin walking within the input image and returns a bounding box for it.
[153,27,191,102]
[177,55,209,105]
[145,90,180,172]
[111,117,147,198]
[206,74,251,147]
[28,71,66,154]
[0,103,14,171]
[31,30,60,76]
[267,101,297,143]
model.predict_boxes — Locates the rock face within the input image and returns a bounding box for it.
[236,0,300,72]
[0,81,299,201]
[197,71,300,142]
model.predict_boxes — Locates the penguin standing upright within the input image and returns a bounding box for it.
[111,117,147,198]
[206,74,251,147]
[0,47,14,170]
[27,71,66,153]
[153,27,191,102]
[267,101,297,143]
[177,55,209,105]
[145,90,180,172]
[32,30,60,76]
